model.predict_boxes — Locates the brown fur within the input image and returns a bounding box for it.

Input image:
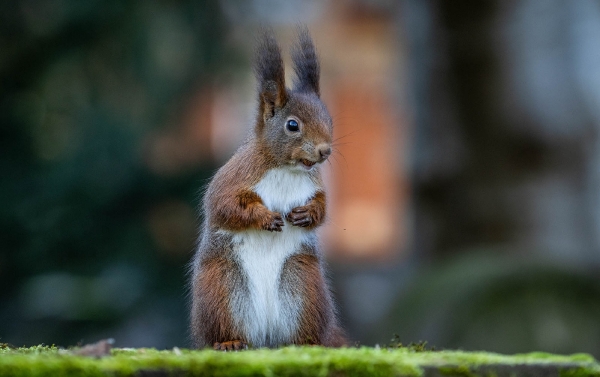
[286,191,326,230]
[191,255,245,347]
[213,340,247,351]
[190,27,345,350]
[280,253,345,346]
[206,142,280,232]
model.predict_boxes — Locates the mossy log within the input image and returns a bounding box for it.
[1,345,598,377]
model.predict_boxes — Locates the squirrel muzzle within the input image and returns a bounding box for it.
[297,142,331,169]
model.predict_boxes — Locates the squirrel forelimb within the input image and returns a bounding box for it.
[286,191,326,229]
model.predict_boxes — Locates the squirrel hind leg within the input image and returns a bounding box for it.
[190,255,247,348]
[323,326,349,348]
[281,251,342,346]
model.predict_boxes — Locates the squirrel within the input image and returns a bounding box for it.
[189,27,346,350]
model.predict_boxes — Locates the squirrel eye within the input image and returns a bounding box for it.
[286,119,300,132]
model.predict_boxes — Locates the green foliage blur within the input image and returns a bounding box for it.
[0,1,235,348]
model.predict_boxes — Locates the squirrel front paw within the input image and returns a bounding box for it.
[262,211,284,232]
[286,206,314,227]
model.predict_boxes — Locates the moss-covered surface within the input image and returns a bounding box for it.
[1,345,599,377]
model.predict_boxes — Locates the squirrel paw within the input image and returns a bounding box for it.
[213,340,248,351]
[286,206,313,227]
[263,212,284,232]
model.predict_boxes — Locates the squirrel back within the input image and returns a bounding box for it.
[190,26,345,350]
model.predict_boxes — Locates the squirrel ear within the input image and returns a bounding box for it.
[254,28,288,119]
[292,26,320,97]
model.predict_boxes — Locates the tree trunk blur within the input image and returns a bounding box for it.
[406,0,600,264]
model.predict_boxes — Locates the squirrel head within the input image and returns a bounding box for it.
[254,27,332,171]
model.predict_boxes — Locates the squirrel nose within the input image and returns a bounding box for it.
[317,144,332,160]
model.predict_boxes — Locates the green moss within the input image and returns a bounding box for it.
[561,364,600,377]
[386,335,434,352]
[0,346,598,377]
[438,365,477,377]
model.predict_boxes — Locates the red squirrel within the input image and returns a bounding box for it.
[190,27,346,350]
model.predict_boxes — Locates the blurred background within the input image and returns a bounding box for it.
[2,0,600,357]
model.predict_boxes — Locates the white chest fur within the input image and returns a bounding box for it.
[231,167,319,347]
[254,167,318,214]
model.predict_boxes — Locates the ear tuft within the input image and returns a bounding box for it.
[254,28,288,117]
[291,25,320,96]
